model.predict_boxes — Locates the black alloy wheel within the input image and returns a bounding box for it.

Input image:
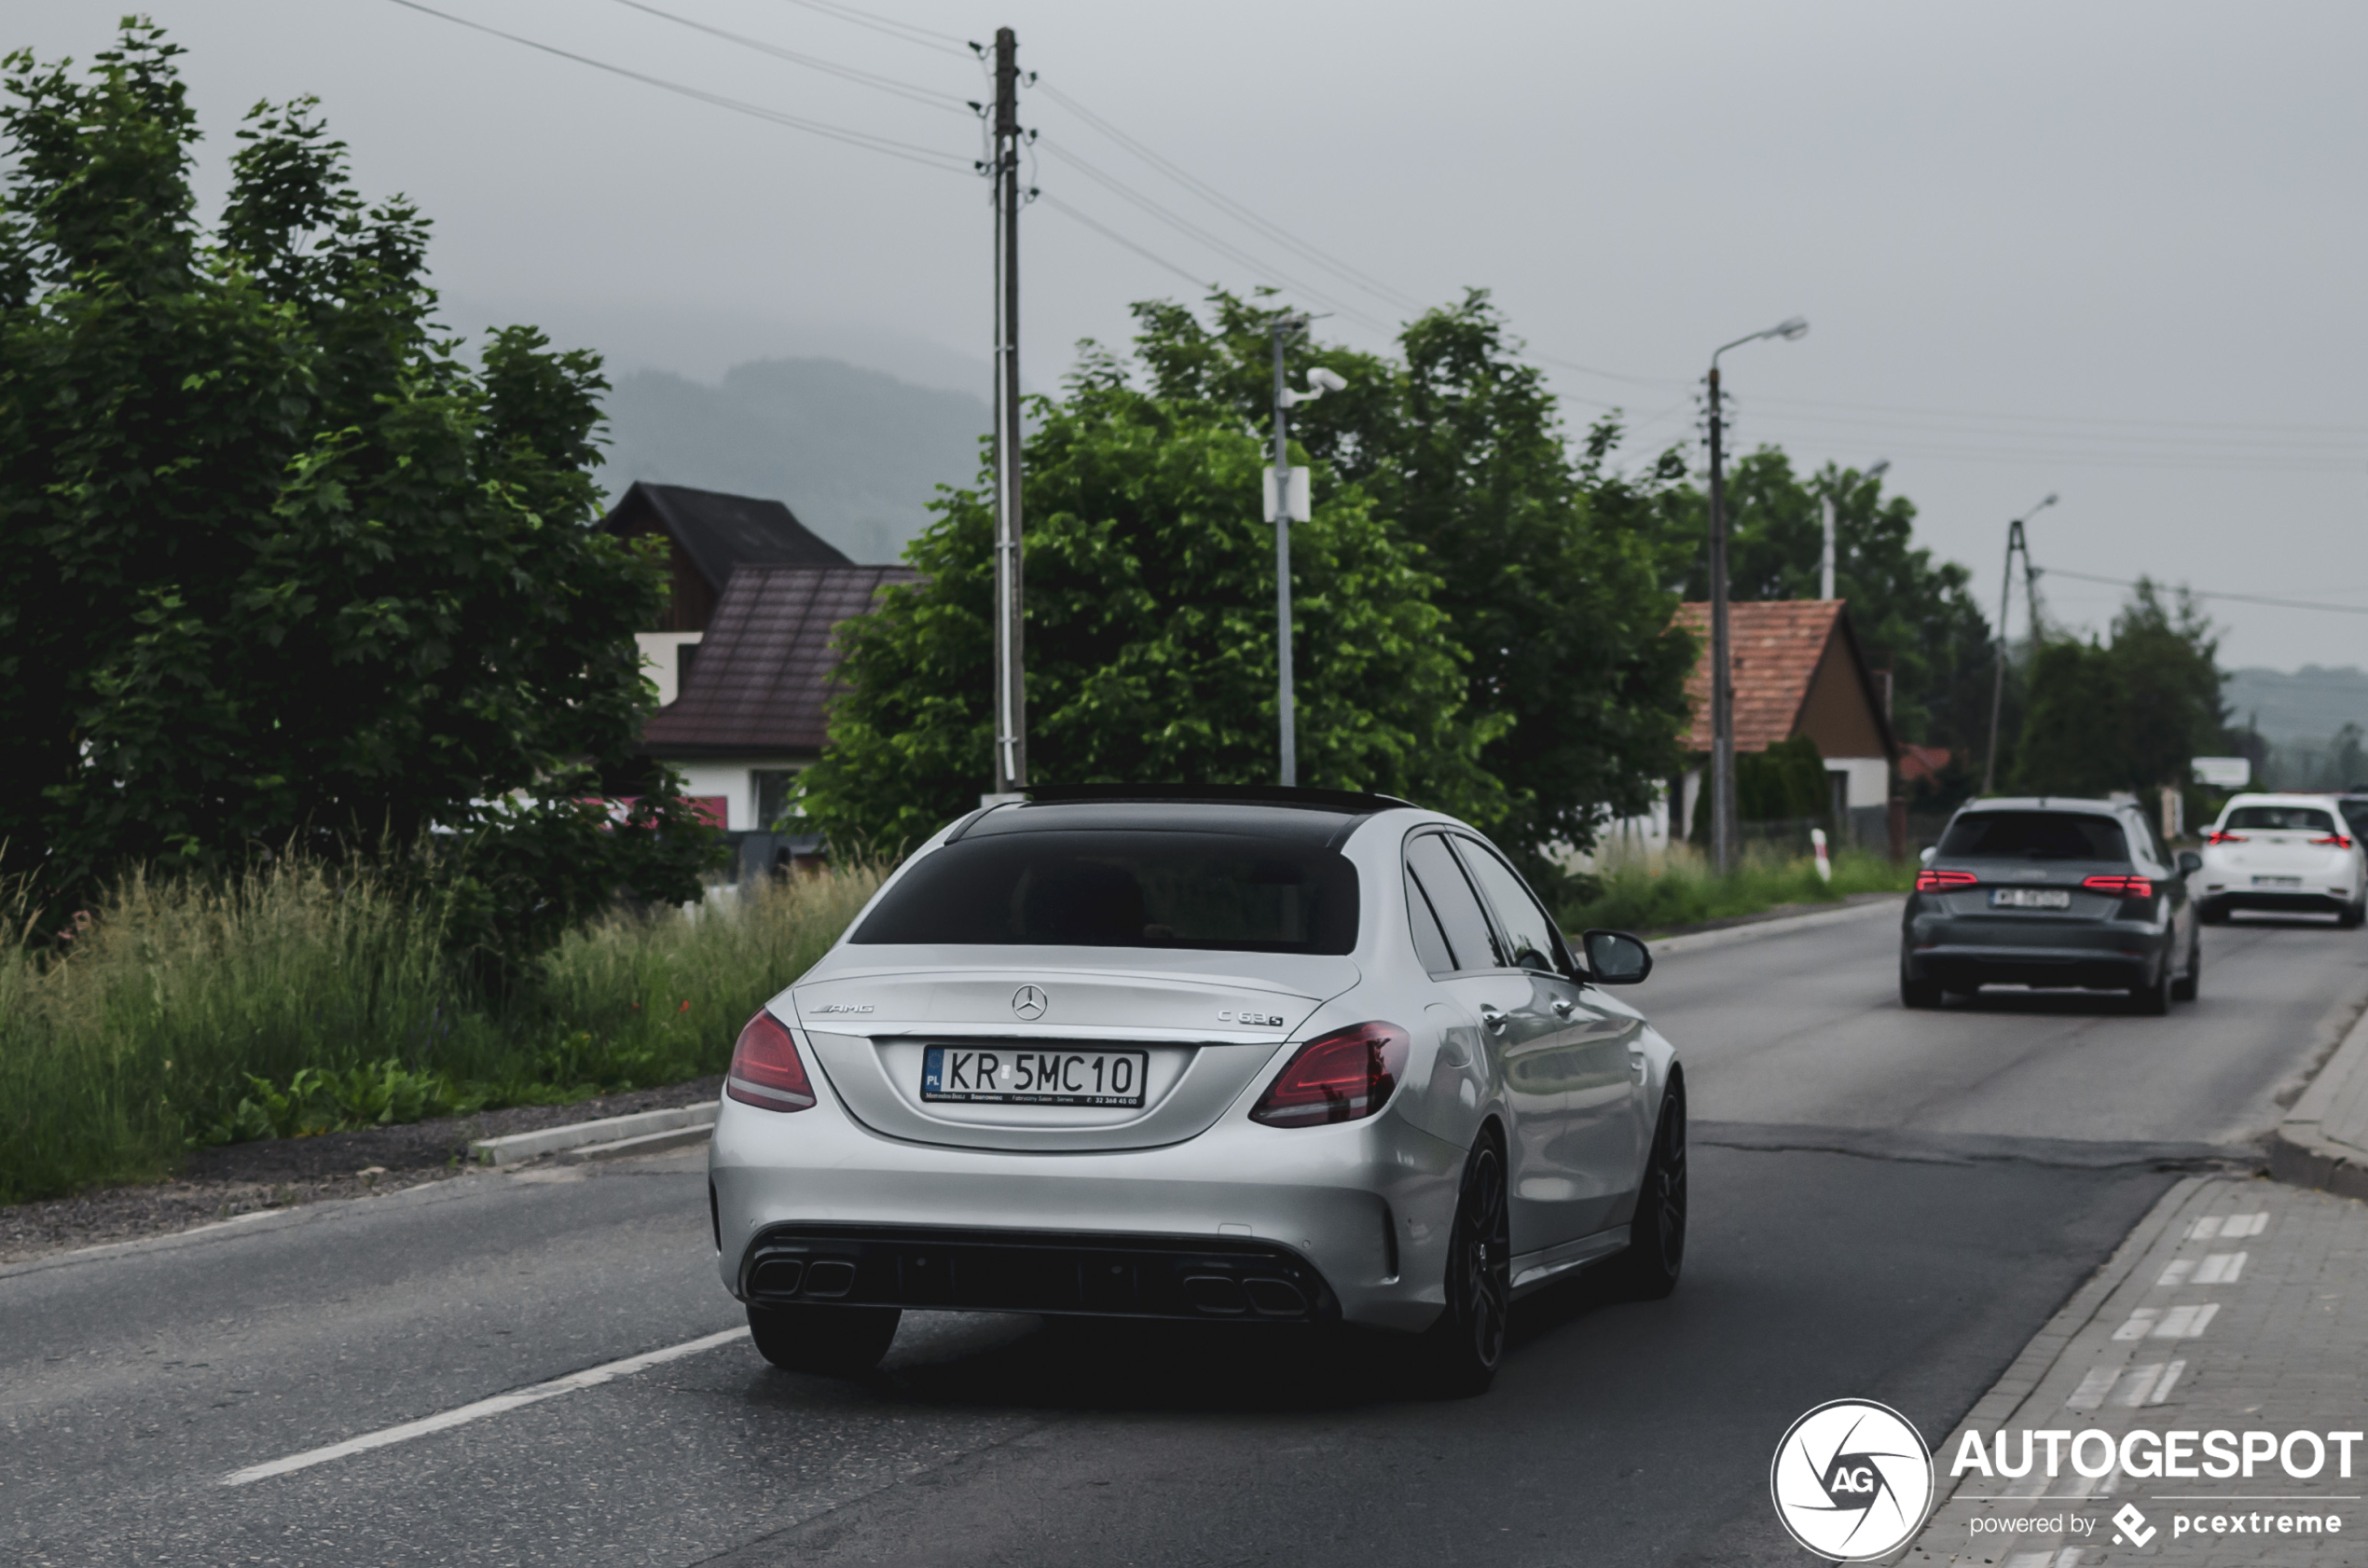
[1609,1078,1687,1300]
[2172,930,2201,1002]
[2130,951,2174,1016]
[1424,1133,1510,1396]
[746,1302,902,1377]
[1899,953,1943,1010]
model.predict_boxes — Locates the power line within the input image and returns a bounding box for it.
[608,0,970,114]
[775,0,974,55]
[380,0,973,173]
[1036,194,1212,292]
[2037,567,2368,618]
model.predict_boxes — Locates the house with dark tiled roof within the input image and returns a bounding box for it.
[1670,598,1898,845]
[598,484,914,875]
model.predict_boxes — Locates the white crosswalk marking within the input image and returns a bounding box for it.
[2113,1308,2161,1341]
[2156,1259,2195,1286]
[2194,1251,2247,1284]
[2067,1365,2120,1409]
[2155,1302,2219,1338]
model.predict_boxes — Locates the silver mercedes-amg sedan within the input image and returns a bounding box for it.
[708,785,1687,1394]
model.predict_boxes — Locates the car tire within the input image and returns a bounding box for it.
[2341,901,2366,931]
[2171,930,2200,1001]
[1900,956,1943,1010]
[2198,901,2228,926]
[1606,1077,1687,1302]
[2130,954,2173,1016]
[1421,1129,1510,1397]
[746,1302,901,1377]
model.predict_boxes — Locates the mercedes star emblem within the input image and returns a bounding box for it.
[1011,984,1049,1021]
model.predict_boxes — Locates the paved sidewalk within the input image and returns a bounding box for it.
[2276,1006,2368,1204]
[1906,1176,2368,1567]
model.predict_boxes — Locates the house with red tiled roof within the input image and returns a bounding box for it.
[599,484,915,877]
[1669,598,1899,846]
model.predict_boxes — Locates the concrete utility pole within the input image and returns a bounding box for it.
[988,27,1027,798]
[1270,317,1302,787]
[1981,492,2058,796]
[1704,316,1808,876]
[1821,458,1888,601]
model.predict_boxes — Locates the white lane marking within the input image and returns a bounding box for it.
[2156,1259,2196,1287]
[2148,1359,2187,1405]
[2189,1217,2223,1241]
[2113,1364,2166,1407]
[2113,1308,2161,1341]
[2154,1303,2219,1339]
[2195,1251,2247,1284]
[2223,1213,2268,1238]
[2068,1365,2120,1410]
[222,1326,749,1487]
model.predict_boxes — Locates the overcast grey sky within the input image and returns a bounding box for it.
[22,1,2368,670]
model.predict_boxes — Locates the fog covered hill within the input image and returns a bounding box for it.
[598,357,988,566]
[2223,665,2368,743]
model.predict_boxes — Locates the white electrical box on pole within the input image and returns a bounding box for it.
[986,27,1026,801]
[1265,319,1343,790]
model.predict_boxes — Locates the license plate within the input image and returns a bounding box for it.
[1990,887,2071,909]
[2254,875,2302,888]
[921,1045,1150,1107]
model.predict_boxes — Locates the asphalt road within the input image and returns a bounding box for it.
[7,904,2365,1567]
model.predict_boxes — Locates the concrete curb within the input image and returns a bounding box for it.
[1645,893,1905,959]
[551,1124,714,1165]
[468,1101,718,1167]
[2269,1003,2368,1202]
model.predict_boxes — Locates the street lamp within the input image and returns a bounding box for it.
[1980,492,2059,795]
[1821,458,1889,602]
[1705,315,1809,876]
[1267,320,1345,787]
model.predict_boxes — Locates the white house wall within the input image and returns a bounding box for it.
[634,631,705,708]
[670,759,807,832]
[1825,757,1891,811]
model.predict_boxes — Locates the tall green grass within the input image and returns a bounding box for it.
[0,860,881,1204]
[1559,845,1912,936]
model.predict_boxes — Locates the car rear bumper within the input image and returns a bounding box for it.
[2200,889,2353,915]
[709,1095,1470,1333]
[1903,912,2166,991]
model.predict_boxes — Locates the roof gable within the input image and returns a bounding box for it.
[600,482,853,594]
[1673,599,1895,759]
[639,564,918,757]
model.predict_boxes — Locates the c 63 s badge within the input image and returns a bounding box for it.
[1219,1010,1286,1027]
[1769,1399,1934,1561]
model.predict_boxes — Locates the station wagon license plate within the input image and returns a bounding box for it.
[1990,887,2072,909]
[2253,875,2302,888]
[921,1045,1149,1107]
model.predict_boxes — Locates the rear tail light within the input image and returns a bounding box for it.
[2206,831,2246,845]
[1915,869,1978,891]
[2082,874,2155,899]
[1250,1022,1410,1128]
[2310,834,2355,848]
[726,1011,817,1111]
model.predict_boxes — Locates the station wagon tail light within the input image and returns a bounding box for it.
[1251,1022,1411,1128]
[2206,831,2247,845]
[2310,833,2355,848]
[726,1011,817,1111]
[1915,869,1977,891]
[2082,874,2155,898]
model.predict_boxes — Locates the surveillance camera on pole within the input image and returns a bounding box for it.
[1266,321,1344,787]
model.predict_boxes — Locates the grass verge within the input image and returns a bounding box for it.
[1560,846,1912,936]
[0,860,879,1204]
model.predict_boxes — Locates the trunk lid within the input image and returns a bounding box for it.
[791,954,1360,1152]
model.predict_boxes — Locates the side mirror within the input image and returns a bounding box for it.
[1582,928,1653,985]
[1919,846,1938,868]
[2179,850,2203,874]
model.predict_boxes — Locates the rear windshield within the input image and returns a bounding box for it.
[2344,800,2368,835]
[2223,805,2339,833]
[1939,811,2127,860]
[850,831,1360,954]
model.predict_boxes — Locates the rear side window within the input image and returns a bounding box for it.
[2223,805,2339,833]
[852,831,1358,954]
[1404,868,1457,974]
[1405,833,1502,972]
[1940,812,2127,860]
[1452,840,1570,974]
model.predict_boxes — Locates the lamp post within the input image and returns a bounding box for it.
[1705,315,1808,876]
[1266,316,1346,787]
[1980,492,2058,795]
[1821,458,1889,602]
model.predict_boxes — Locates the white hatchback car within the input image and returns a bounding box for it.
[708,786,1687,1394]
[2196,793,2367,927]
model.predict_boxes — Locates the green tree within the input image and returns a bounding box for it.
[1129,291,1699,873]
[0,24,714,954]
[795,354,1496,850]
[2011,580,2223,797]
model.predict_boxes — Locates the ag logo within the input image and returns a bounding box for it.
[1769,1399,1934,1561]
[1011,984,1049,1021]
